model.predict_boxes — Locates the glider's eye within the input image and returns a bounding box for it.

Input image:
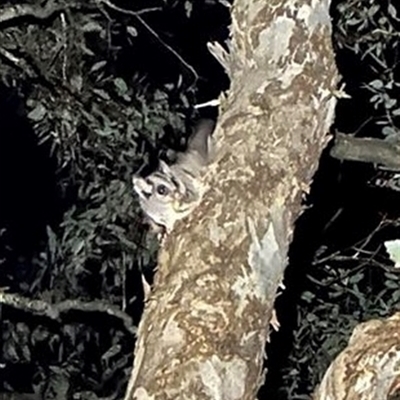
[156,184,169,196]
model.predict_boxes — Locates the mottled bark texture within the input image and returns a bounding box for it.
[314,312,400,400]
[125,0,338,399]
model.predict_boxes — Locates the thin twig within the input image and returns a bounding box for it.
[0,1,158,25]
[195,99,221,108]
[60,12,68,82]
[0,46,37,77]
[313,217,388,266]
[308,249,391,288]
[99,0,198,85]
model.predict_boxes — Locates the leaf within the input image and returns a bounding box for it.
[385,279,399,289]
[127,26,138,37]
[384,272,400,280]
[70,75,83,92]
[300,291,315,303]
[369,94,381,104]
[368,4,380,17]
[46,226,58,260]
[92,88,111,100]
[95,127,115,137]
[384,97,397,109]
[90,60,107,73]
[72,239,85,255]
[382,126,398,137]
[347,18,361,26]
[101,344,122,364]
[82,22,103,32]
[114,77,128,95]
[184,1,193,17]
[369,79,383,89]
[348,272,363,285]
[28,103,47,121]
[388,4,398,19]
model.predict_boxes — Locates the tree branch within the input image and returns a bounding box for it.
[0,46,37,78]
[314,312,400,399]
[330,132,400,170]
[0,292,136,335]
[123,0,338,397]
[0,1,78,24]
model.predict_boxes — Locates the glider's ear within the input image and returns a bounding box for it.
[158,160,172,175]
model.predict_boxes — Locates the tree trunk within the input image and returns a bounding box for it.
[314,312,400,400]
[124,0,338,399]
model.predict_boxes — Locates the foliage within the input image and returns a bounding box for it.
[0,0,228,398]
[334,0,400,139]
[8,1,400,399]
[274,1,400,398]
[280,219,400,398]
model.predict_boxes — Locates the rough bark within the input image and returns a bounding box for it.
[314,312,400,400]
[124,0,338,399]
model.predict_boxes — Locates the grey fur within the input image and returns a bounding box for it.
[133,119,216,233]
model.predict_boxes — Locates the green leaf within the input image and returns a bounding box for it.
[127,26,138,37]
[28,103,47,121]
[114,78,128,95]
[82,22,103,32]
[90,61,107,72]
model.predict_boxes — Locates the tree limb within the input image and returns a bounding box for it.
[0,292,136,335]
[0,1,79,24]
[330,132,400,170]
[314,312,400,399]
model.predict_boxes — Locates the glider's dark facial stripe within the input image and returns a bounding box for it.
[170,175,182,190]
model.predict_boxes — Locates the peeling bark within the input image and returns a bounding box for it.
[314,312,400,400]
[124,0,338,399]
